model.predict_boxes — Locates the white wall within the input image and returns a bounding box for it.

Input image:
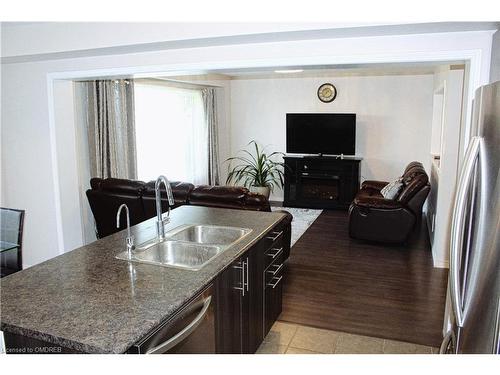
[73,81,97,245]
[1,64,60,267]
[230,74,434,201]
[491,30,500,83]
[430,67,466,268]
[429,89,444,156]
[0,27,493,267]
[53,80,86,252]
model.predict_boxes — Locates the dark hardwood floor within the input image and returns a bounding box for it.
[279,210,448,348]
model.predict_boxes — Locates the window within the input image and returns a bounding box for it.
[134,82,208,184]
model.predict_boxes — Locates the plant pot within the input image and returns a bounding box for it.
[250,186,271,199]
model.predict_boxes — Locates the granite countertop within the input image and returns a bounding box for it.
[0,206,286,353]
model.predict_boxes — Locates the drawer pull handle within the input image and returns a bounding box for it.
[266,263,283,276]
[266,247,283,259]
[267,276,283,289]
[266,231,283,241]
[233,260,247,296]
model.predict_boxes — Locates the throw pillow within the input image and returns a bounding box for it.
[380,178,404,200]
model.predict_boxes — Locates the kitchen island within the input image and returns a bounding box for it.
[0,206,291,354]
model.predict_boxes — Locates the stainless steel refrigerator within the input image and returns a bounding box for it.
[440,80,500,354]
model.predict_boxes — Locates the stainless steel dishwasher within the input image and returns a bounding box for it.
[129,284,215,354]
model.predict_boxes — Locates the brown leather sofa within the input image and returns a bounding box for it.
[348,161,430,244]
[86,177,274,238]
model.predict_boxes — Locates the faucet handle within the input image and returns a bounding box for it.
[126,235,135,251]
[125,235,135,260]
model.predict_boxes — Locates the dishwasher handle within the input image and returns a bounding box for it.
[146,296,212,354]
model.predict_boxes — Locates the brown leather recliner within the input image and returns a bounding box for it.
[348,162,430,244]
[87,177,272,238]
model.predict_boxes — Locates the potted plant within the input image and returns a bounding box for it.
[225,141,286,199]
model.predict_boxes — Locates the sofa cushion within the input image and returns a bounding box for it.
[143,180,194,205]
[141,181,194,219]
[354,187,403,209]
[356,187,383,199]
[189,185,247,206]
[90,177,103,190]
[244,192,271,211]
[397,173,429,204]
[361,180,389,191]
[403,161,423,175]
[380,178,403,200]
[98,178,146,195]
[354,194,402,210]
[402,163,426,185]
[86,190,146,238]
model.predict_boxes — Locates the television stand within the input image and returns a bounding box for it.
[283,155,362,210]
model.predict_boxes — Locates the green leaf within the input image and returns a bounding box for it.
[224,140,286,189]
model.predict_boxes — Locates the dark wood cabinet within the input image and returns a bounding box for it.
[215,255,246,353]
[284,155,362,209]
[216,245,265,354]
[215,218,290,353]
[264,247,284,335]
[247,247,264,353]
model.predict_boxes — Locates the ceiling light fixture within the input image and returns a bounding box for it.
[274,69,304,74]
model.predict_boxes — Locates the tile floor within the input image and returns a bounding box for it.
[256,321,439,354]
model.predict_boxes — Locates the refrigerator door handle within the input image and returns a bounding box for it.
[449,136,482,328]
[439,330,457,354]
[494,297,500,354]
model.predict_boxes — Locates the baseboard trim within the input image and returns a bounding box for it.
[269,200,284,207]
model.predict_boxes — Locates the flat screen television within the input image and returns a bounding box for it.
[286,113,356,155]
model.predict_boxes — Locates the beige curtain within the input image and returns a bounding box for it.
[201,88,220,185]
[85,79,137,179]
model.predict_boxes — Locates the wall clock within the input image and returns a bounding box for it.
[317,83,337,103]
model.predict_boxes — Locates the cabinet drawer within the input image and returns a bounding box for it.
[265,253,284,286]
[300,159,357,173]
[264,255,285,336]
[264,240,284,269]
[263,225,284,268]
[263,228,284,247]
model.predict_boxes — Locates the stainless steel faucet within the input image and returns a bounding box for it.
[155,175,175,241]
[116,203,135,259]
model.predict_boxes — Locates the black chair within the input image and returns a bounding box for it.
[1,207,25,277]
[348,162,430,244]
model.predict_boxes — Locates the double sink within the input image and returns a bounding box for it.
[116,225,252,271]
